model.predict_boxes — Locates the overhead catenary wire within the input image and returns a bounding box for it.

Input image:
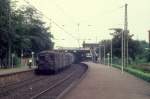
[53,1,77,24]
[23,0,125,39]
[22,0,127,49]
[23,0,78,41]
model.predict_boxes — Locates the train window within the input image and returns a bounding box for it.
[43,54,55,62]
[49,54,55,61]
[38,55,45,60]
[36,56,39,60]
[45,55,49,60]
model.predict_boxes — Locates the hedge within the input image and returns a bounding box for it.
[112,64,150,82]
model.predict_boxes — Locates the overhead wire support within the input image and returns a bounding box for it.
[121,29,124,73]
[125,4,129,67]
[121,3,128,73]
[124,3,128,67]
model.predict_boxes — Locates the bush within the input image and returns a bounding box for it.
[112,64,150,82]
[125,67,150,82]
[112,57,121,65]
[13,56,21,67]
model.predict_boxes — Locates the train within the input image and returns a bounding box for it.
[35,51,75,74]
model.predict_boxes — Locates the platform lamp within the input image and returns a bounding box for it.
[21,50,23,66]
[148,30,150,48]
[110,33,113,67]
[31,51,34,66]
[99,45,105,65]
[107,53,110,67]
[11,53,15,68]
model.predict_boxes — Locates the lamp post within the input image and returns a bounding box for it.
[110,33,113,67]
[11,53,15,68]
[99,45,101,63]
[110,39,113,67]
[99,45,105,65]
[121,30,124,73]
[107,53,110,67]
[148,30,150,49]
[104,45,106,65]
[109,28,124,72]
[31,52,34,67]
[21,49,23,66]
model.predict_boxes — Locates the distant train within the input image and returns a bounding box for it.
[35,51,75,74]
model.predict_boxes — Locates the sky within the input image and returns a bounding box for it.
[17,0,150,48]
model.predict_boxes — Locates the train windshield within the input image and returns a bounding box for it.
[38,55,45,61]
[38,53,55,62]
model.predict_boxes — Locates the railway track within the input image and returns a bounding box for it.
[0,70,35,87]
[0,76,48,96]
[0,64,87,99]
[0,74,35,88]
[31,71,76,99]
[32,64,87,99]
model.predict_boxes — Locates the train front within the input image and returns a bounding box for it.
[35,51,55,74]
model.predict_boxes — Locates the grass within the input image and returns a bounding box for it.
[129,64,150,73]
[112,64,150,82]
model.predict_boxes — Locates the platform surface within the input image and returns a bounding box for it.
[63,62,150,99]
[0,66,36,76]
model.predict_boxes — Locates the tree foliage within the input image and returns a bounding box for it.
[0,0,54,67]
[98,29,149,63]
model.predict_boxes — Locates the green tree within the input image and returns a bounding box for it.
[0,1,54,68]
[12,5,54,56]
[98,29,147,64]
[0,0,11,67]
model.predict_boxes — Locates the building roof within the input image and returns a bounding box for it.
[83,43,99,48]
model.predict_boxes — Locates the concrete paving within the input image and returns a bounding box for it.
[63,62,150,99]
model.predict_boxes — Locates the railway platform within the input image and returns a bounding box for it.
[62,62,150,99]
[0,66,36,76]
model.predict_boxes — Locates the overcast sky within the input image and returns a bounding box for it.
[17,0,150,48]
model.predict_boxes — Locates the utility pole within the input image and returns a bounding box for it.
[104,45,105,65]
[148,30,150,48]
[107,53,110,67]
[121,3,128,72]
[99,45,105,65]
[109,32,113,67]
[21,49,23,66]
[99,45,101,63]
[8,0,12,68]
[111,38,113,66]
[121,30,124,73]
[124,3,128,67]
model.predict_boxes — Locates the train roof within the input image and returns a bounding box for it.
[38,50,72,55]
[39,50,55,53]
